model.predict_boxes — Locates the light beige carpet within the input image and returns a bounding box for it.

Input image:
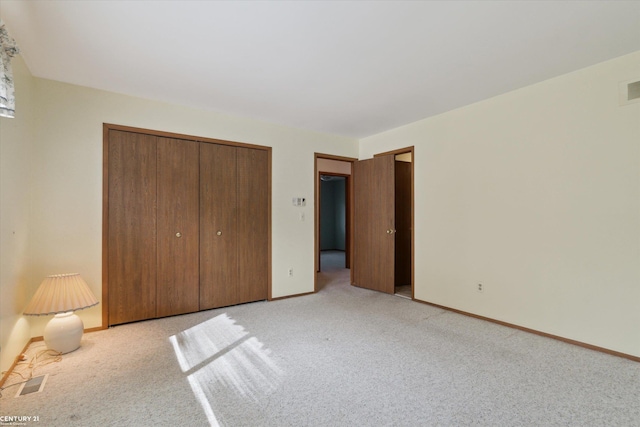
[1,255,639,426]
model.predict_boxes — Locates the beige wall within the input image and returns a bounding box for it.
[1,62,358,368]
[360,51,640,357]
[2,50,638,374]
[0,57,35,372]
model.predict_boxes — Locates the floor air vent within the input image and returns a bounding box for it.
[16,374,48,397]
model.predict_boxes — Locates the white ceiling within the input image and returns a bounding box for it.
[1,1,639,138]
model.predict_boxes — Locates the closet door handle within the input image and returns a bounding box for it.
[216,231,222,236]
[176,232,182,238]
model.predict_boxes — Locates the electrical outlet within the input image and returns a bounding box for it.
[477,283,483,292]
[288,268,294,277]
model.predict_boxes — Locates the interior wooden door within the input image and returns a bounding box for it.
[237,147,269,304]
[200,143,238,309]
[156,137,200,317]
[353,155,395,293]
[108,130,158,325]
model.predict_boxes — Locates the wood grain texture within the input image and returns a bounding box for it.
[353,159,370,289]
[354,156,395,294]
[200,143,238,309]
[237,147,269,303]
[104,123,270,150]
[107,130,158,325]
[105,125,271,322]
[156,137,200,317]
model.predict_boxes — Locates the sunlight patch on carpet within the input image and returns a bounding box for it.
[170,313,283,426]
[170,313,247,372]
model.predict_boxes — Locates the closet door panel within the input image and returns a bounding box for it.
[108,130,157,325]
[237,147,269,303]
[156,138,200,317]
[200,143,238,309]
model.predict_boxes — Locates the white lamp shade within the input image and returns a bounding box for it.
[24,273,99,316]
[24,273,99,354]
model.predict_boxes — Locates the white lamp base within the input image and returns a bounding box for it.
[44,312,84,354]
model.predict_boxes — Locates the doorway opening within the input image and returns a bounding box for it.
[393,151,412,299]
[315,149,413,298]
[320,175,347,272]
[314,154,357,292]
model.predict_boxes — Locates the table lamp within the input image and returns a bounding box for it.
[23,273,99,354]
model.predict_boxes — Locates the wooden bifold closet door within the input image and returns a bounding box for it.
[106,126,269,326]
[156,137,200,317]
[107,130,158,325]
[236,147,269,304]
[199,144,269,310]
[199,143,238,309]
